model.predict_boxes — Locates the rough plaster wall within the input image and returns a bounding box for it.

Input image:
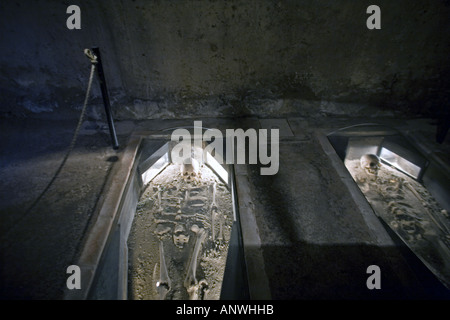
[0,1,123,118]
[0,0,449,119]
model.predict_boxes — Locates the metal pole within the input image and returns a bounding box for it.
[91,47,119,150]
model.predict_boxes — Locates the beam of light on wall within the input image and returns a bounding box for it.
[206,151,228,185]
[379,147,422,180]
[139,143,170,185]
[141,152,169,185]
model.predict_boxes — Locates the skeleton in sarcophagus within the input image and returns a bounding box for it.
[148,164,232,300]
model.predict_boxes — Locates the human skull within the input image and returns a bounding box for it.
[181,157,199,176]
[360,154,381,176]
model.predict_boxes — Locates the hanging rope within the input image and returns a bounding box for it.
[23,55,97,218]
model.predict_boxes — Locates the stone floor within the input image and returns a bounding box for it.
[0,115,449,299]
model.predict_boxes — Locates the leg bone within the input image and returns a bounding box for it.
[184,227,207,299]
[156,241,171,300]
